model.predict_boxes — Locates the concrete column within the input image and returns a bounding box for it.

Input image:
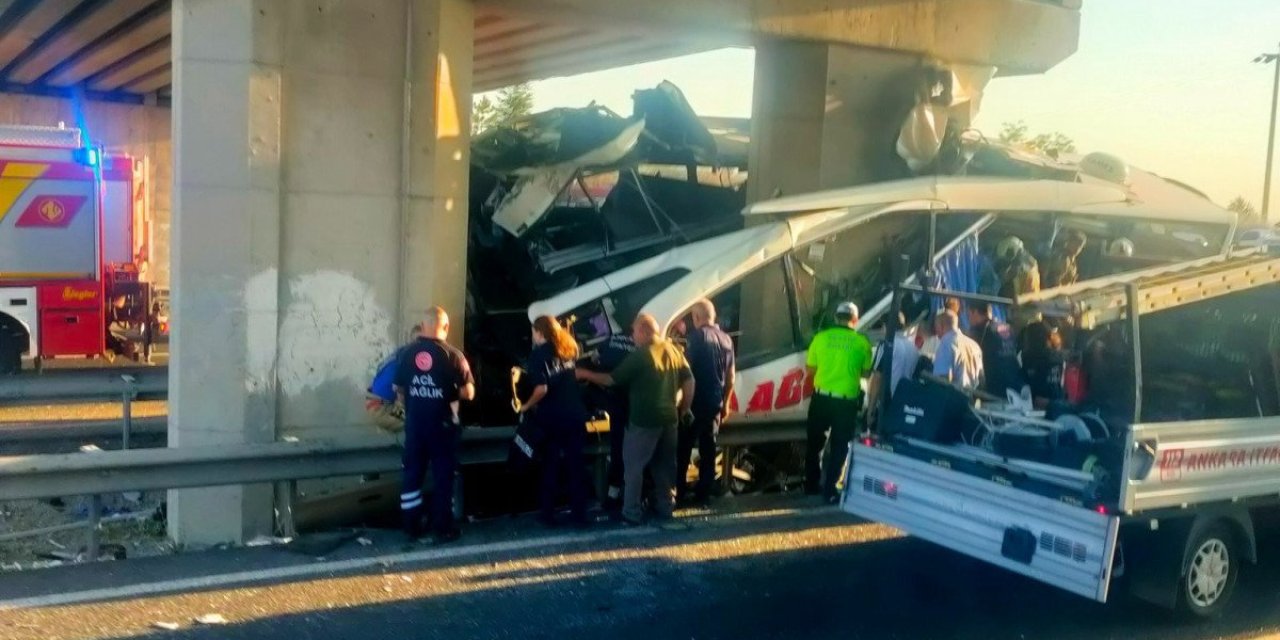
[170,0,472,546]
[401,0,473,347]
[742,41,931,351]
[747,40,926,202]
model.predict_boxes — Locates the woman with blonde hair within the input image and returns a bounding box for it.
[518,315,590,527]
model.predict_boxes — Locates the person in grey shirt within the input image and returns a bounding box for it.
[932,310,984,391]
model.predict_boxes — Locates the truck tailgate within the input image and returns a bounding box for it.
[843,442,1120,602]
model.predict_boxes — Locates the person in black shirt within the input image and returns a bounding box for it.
[595,332,636,511]
[1020,321,1066,410]
[677,299,736,505]
[967,302,1023,399]
[518,315,591,527]
[393,307,475,544]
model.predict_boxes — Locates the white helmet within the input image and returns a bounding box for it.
[1107,238,1135,258]
[996,236,1025,261]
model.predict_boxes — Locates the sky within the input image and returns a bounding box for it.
[488,0,1280,209]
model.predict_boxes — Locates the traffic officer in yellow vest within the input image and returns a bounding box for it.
[805,301,874,503]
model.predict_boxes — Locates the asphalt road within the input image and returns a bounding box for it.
[4,496,1280,640]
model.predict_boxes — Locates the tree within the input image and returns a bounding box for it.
[1227,196,1259,221]
[997,120,1077,159]
[472,83,534,135]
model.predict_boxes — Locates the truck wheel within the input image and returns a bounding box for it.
[1179,523,1239,619]
[0,332,20,375]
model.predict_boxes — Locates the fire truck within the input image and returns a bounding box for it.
[0,124,157,374]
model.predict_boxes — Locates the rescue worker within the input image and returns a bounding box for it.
[517,316,590,528]
[994,236,1041,299]
[932,309,984,391]
[577,314,694,527]
[1020,321,1066,410]
[966,302,1023,399]
[676,299,736,506]
[393,307,475,545]
[104,294,134,362]
[865,312,921,430]
[805,302,874,502]
[1043,229,1087,289]
[595,331,636,512]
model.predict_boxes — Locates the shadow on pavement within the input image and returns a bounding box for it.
[9,511,1280,640]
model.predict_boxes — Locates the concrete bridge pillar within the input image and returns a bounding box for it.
[169,0,473,546]
[739,39,992,353]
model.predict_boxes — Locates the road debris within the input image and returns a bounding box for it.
[244,535,293,548]
[193,613,228,625]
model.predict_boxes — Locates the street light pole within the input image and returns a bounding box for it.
[1258,45,1280,222]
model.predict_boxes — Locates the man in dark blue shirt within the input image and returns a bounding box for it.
[596,332,636,511]
[967,302,1023,400]
[393,307,475,544]
[677,299,736,504]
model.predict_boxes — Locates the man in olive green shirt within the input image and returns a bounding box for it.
[805,301,874,502]
[578,313,694,525]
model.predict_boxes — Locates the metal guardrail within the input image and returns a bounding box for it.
[0,423,804,502]
[0,417,166,444]
[0,422,804,559]
[0,366,167,403]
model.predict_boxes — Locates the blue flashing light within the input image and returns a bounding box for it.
[74,147,99,167]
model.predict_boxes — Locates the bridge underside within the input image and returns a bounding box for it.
[1,0,1082,546]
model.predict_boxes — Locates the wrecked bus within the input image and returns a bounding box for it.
[528,159,1236,434]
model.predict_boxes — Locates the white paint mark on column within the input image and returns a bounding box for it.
[244,268,279,393]
[277,270,391,397]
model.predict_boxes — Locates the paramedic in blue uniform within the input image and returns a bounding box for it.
[394,307,475,544]
[517,315,591,527]
[596,331,636,511]
[677,298,736,505]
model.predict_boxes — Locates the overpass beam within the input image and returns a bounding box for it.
[170,0,472,546]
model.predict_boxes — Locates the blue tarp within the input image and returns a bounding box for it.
[929,233,1007,327]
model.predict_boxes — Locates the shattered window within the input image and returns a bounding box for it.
[733,259,798,368]
[790,214,933,342]
[563,268,690,352]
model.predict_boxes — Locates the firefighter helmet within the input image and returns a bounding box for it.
[1107,237,1135,258]
[996,236,1026,262]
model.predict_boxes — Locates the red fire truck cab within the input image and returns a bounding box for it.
[0,124,157,374]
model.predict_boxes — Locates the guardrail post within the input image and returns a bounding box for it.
[721,445,736,495]
[120,374,138,450]
[86,494,102,561]
[274,481,298,538]
[451,472,464,522]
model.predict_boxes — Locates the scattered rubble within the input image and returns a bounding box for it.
[0,495,166,568]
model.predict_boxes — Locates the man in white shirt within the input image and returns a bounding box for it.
[932,310,984,391]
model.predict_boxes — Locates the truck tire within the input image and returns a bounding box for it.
[1178,522,1239,619]
[0,330,20,375]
